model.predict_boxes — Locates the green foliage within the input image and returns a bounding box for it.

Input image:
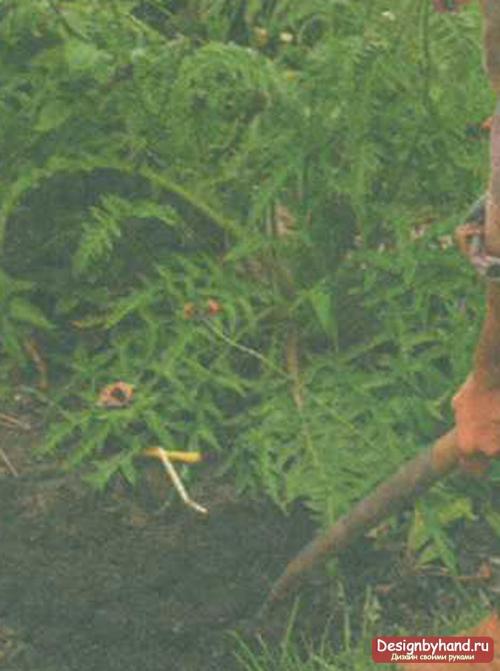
[0,0,496,566]
[235,631,379,671]
[0,268,53,369]
[235,589,382,671]
[407,488,475,573]
[234,587,488,671]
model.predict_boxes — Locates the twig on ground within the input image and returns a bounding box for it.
[142,447,208,515]
[0,413,31,431]
[0,448,18,477]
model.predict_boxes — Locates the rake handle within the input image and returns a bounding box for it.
[260,429,459,614]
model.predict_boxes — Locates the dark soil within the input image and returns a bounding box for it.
[0,425,316,671]
[0,425,498,671]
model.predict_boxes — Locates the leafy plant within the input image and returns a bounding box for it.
[0,0,495,566]
[0,268,53,388]
[407,488,475,573]
[235,587,383,671]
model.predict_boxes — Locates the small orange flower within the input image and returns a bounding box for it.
[97,381,135,408]
[481,116,493,133]
[206,299,222,316]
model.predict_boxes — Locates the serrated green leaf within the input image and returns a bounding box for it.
[36,99,71,132]
[485,510,500,537]
[121,458,138,486]
[9,297,54,330]
[64,40,105,72]
[308,283,336,338]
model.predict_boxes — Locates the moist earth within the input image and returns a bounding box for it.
[0,426,497,671]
